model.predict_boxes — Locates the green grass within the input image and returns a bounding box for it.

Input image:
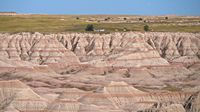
[0,15,88,33]
[0,15,200,33]
[150,24,200,33]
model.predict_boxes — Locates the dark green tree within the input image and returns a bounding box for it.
[85,24,94,31]
[144,25,149,32]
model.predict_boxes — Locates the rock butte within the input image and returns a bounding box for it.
[0,32,199,112]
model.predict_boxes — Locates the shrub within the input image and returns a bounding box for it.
[105,17,111,21]
[144,25,149,32]
[139,18,143,21]
[123,27,130,31]
[85,24,94,31]
[123,71,131,78]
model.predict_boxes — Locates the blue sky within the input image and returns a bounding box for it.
[0,0,200,15]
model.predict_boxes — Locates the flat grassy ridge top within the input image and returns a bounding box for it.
[0,14,200,33]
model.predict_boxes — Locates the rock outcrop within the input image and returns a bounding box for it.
[0,32,200,112]
[184,91,200,112]
[0,33,79,66]
[140,104,186,112]
[56,32,200,65]
[1,80,198,112]
[0,80,48,112]
[0,32,199,68]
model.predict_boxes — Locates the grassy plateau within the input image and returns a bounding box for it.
[0,14,200,33]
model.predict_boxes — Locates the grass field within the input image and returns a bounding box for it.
[0,15,200,33]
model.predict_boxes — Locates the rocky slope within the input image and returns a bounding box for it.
[0,32,199,67]
[0,80,199,112]
[0,80,47,112]
[0,32,199,112]
[0,33,79,66]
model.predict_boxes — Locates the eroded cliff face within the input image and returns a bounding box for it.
[0,32,199,112]
[56,32,200,63]
[0,32,199,88]
[0,32,199,67]
[0,33,79,66]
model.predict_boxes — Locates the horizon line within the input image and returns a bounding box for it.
[1,12,200,17]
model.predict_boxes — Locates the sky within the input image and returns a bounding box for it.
[0,0,200,16]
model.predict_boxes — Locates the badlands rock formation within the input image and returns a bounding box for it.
[0,80,47,112]
[0,32,79,66]
[0,32,199,112]
[0,80,199,112]
[0,32,199,67]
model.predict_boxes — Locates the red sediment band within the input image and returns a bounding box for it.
[92,48,155,50]
[26,50,66,52]
[0,67,16,70]
[30,55,75,57]
[170,61,200,64]
[0,47,199,52]
[62,92,89,94]
[91,64,184,70]
[0,85,27,88]
[0,47,66,49]
[112,56,163,61]
[12,67,34,71]
[102,65,180,69]
[0,67,34,70]
[81,92,193,98]
[53,100,79,103]
[5,56,20,58]
[17,109,44,112]
[15,99,46,102]
[46,62,183,69]
[142,64,183,68]
[44,62,79,65]
[106,85,131,87]
[136,101,158,104]
[30,56,63,58]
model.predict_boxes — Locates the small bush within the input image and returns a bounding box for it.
[105,17,111,21]
[144,25,149,32]
[85,24,94,31]
[124,71,131,78]
[123,27,130,31]
[139,18,143,21]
